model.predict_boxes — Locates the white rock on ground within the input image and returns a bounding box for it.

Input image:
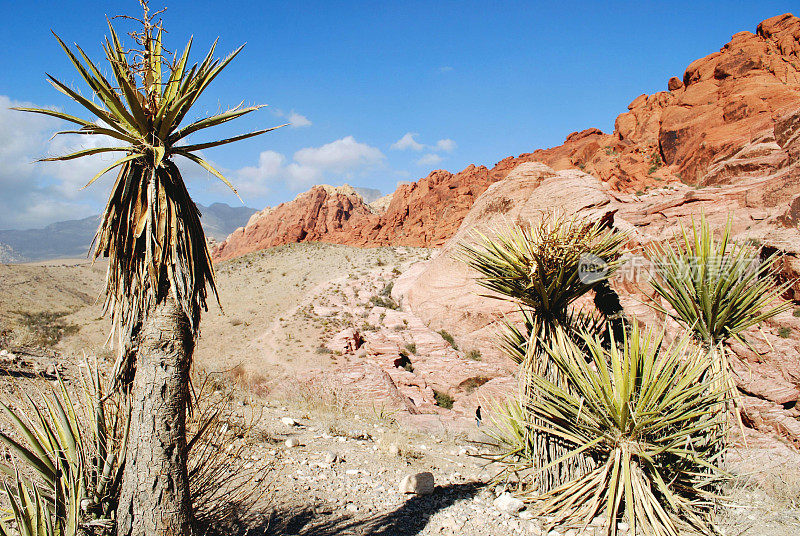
[285,438,300,448]
[493,492,525,514]
[399,472,435,495]
[281,417,297,427]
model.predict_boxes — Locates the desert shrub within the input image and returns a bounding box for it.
[189,372,271,530]
[437,329,458,350]
[12,310,80,347]
[464,348,482,361]
[380,281,394,297]
[778,326,792,338]
[458,376,490,393]
[433,390,454,409]
[648,151,663,174]
[315,346,333,354]
[369,295,398,310]
[490,325,725,535]
[404,342,417,355]
[794,308,800,318]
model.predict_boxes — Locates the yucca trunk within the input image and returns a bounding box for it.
[524,321,593,493]
[116,294,194,536]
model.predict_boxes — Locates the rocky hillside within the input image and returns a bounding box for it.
[405,161,800,443]
[214,13,800,261]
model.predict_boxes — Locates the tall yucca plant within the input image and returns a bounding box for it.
[14,4,282,534]
[459,212,627,492]
[500,324,725,536]
[645,215,792,436]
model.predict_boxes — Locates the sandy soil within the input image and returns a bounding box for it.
[1,244,799,536]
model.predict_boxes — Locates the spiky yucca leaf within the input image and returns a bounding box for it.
[14,19,283,386]
[497,324,725,536]
[0,368,127,535]
[646,215,791,347]
[645,215,792,434]
[459,212,627,323]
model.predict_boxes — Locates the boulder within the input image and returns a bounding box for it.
[399,472,435,495]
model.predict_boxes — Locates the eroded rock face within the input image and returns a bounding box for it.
[214,14,800,261]
[214,185,376,261]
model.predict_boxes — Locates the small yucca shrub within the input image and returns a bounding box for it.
[645,216,792,436]
[0,365,127,535]
[460,212,627,492]
[492,324,726,536]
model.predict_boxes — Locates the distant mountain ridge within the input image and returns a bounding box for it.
[0,203,257,263]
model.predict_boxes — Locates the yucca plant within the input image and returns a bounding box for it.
[494,324,726,536]
[13,3,282,533]
[645,215,792,437]
[0,367,127,536]
[459,212,627,491]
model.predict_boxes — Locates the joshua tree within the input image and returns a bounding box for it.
[14,4,282,534]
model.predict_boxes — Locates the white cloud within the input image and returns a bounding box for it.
[390,132,424,152]
[0,95,114,229]
[287,111,312,128]
[391,133,457,156]
[435,138,457,152]
[233,136,385,192]
[439,66,454,73]
[235,150,285,196]
[416,153,443,167]
[274,109,312,128]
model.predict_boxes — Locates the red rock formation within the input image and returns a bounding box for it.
[214,185,375,261]
[214,13,800,260]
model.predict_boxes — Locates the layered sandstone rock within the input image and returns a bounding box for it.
[214,14,800,260]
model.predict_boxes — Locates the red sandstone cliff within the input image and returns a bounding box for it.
[214,13,800,261]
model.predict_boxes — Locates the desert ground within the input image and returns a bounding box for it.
[0,244,799,535]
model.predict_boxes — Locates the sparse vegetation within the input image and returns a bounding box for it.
[648,150,663,174]
[370,295,399,310]
[793,307,800,318]
[404,342,417,354]
[778,326,792,338]
[433,389,454,409]
[437,329,458,350]
[458,376,490,393]
[12,310,80,346]
[464,348,482,361]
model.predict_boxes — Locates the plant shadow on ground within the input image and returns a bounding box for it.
[203,482,482,536]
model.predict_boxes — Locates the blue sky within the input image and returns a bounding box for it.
[0,0,796,229]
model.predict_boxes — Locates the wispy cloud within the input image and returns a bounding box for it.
[391,133,457,155]
[416,153,443,166]
[390,132,424,151]
[438,66,454,73]
[435,138,457,152]
[273,109,312,128]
